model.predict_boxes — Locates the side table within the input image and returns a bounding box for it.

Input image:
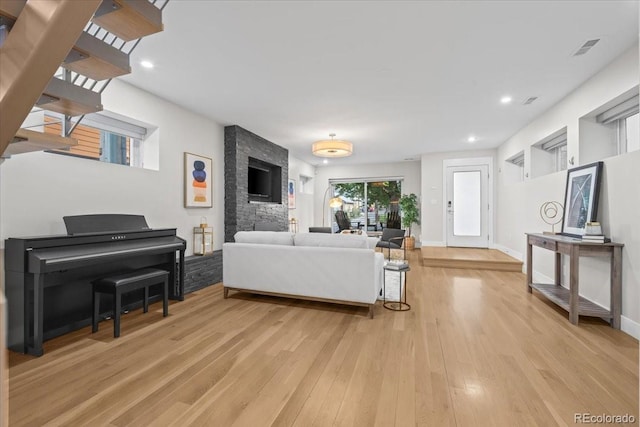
[383,265,411,311]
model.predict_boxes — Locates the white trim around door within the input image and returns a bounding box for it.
[442,157,494,248]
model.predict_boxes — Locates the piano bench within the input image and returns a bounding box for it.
[92,268,170,338]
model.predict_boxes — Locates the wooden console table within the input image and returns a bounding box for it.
[526,233,623,328]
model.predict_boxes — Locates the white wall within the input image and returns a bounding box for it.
[288,155,315,233]
[0,79,225,256]
[313,161,422,242]
[420,149,497,246]
[496,44,640,338]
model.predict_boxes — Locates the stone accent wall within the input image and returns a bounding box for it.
[224,125,288,242]
[184,251,222,294]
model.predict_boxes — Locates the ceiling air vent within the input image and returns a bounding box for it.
[523,96,538,105]
[573,39,600,56]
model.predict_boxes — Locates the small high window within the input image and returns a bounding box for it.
[580,88,639,164]
[299,175,313,194]
[43,111,157,169]
[624,113,639,153]
[531,127,568,178]
[505,150,525,182]
[596,93,639,155]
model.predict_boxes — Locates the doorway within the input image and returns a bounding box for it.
[443,158,493,248]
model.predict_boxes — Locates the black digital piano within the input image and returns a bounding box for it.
[4,214,186,356]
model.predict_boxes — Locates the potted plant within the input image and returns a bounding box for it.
[398,193,420,250]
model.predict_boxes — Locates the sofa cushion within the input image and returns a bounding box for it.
[366,237,379,250]
[294,232,368,249]
[234,231,294,246]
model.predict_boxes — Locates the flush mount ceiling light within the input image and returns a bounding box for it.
[312,133,353,158]
[500,95,513,104]
[467,136,477,143]
[140,60,154,69]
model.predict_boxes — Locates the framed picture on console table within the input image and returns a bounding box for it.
[184,152,213,208]
[561,161,603,237]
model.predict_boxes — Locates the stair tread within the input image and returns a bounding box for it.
[421,248,522,271]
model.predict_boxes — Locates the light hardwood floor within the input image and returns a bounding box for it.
[8,250,639,426]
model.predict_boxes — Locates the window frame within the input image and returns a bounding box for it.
[554,144,568,172]
[595,93,639,155]
[532,127,568,175]
[43,111,153,168]
[616,112,639,154]
[329,177,404,232]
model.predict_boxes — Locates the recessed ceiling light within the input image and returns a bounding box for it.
[467,136,477,143]
[323,159,328,164]
[140,60,154,69]
[501,96,512,104]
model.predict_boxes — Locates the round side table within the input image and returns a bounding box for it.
[383,264,411,311]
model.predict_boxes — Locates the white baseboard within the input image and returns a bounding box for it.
[421,241,445,247]
[621,316,640,340]
[493,244,523,261]
[532,270,554,284]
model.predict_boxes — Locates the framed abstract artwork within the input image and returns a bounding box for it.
[561,161,603,237]
[184,152,213,208]
[288,179,296,209]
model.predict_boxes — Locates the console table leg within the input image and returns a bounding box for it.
[555,252,562,285]
[526,241,533,293]
[569,245,579,325]
[611,246,622,329]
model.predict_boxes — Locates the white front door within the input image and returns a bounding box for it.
[445,164,489,248]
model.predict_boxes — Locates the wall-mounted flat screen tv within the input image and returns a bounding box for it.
[247,157,282,203]
[248,166,271,196]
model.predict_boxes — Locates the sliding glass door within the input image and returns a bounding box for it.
[366,180,401,231]
[330,178,402,232]
[331,182,364,230]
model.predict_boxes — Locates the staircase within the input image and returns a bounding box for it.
[0,0,168,159]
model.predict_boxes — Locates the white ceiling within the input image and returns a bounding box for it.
[120,1,639,166]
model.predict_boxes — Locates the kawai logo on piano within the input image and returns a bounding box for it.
[111,235,127,240]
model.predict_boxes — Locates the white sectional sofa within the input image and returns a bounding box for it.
[223,231,384,317]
